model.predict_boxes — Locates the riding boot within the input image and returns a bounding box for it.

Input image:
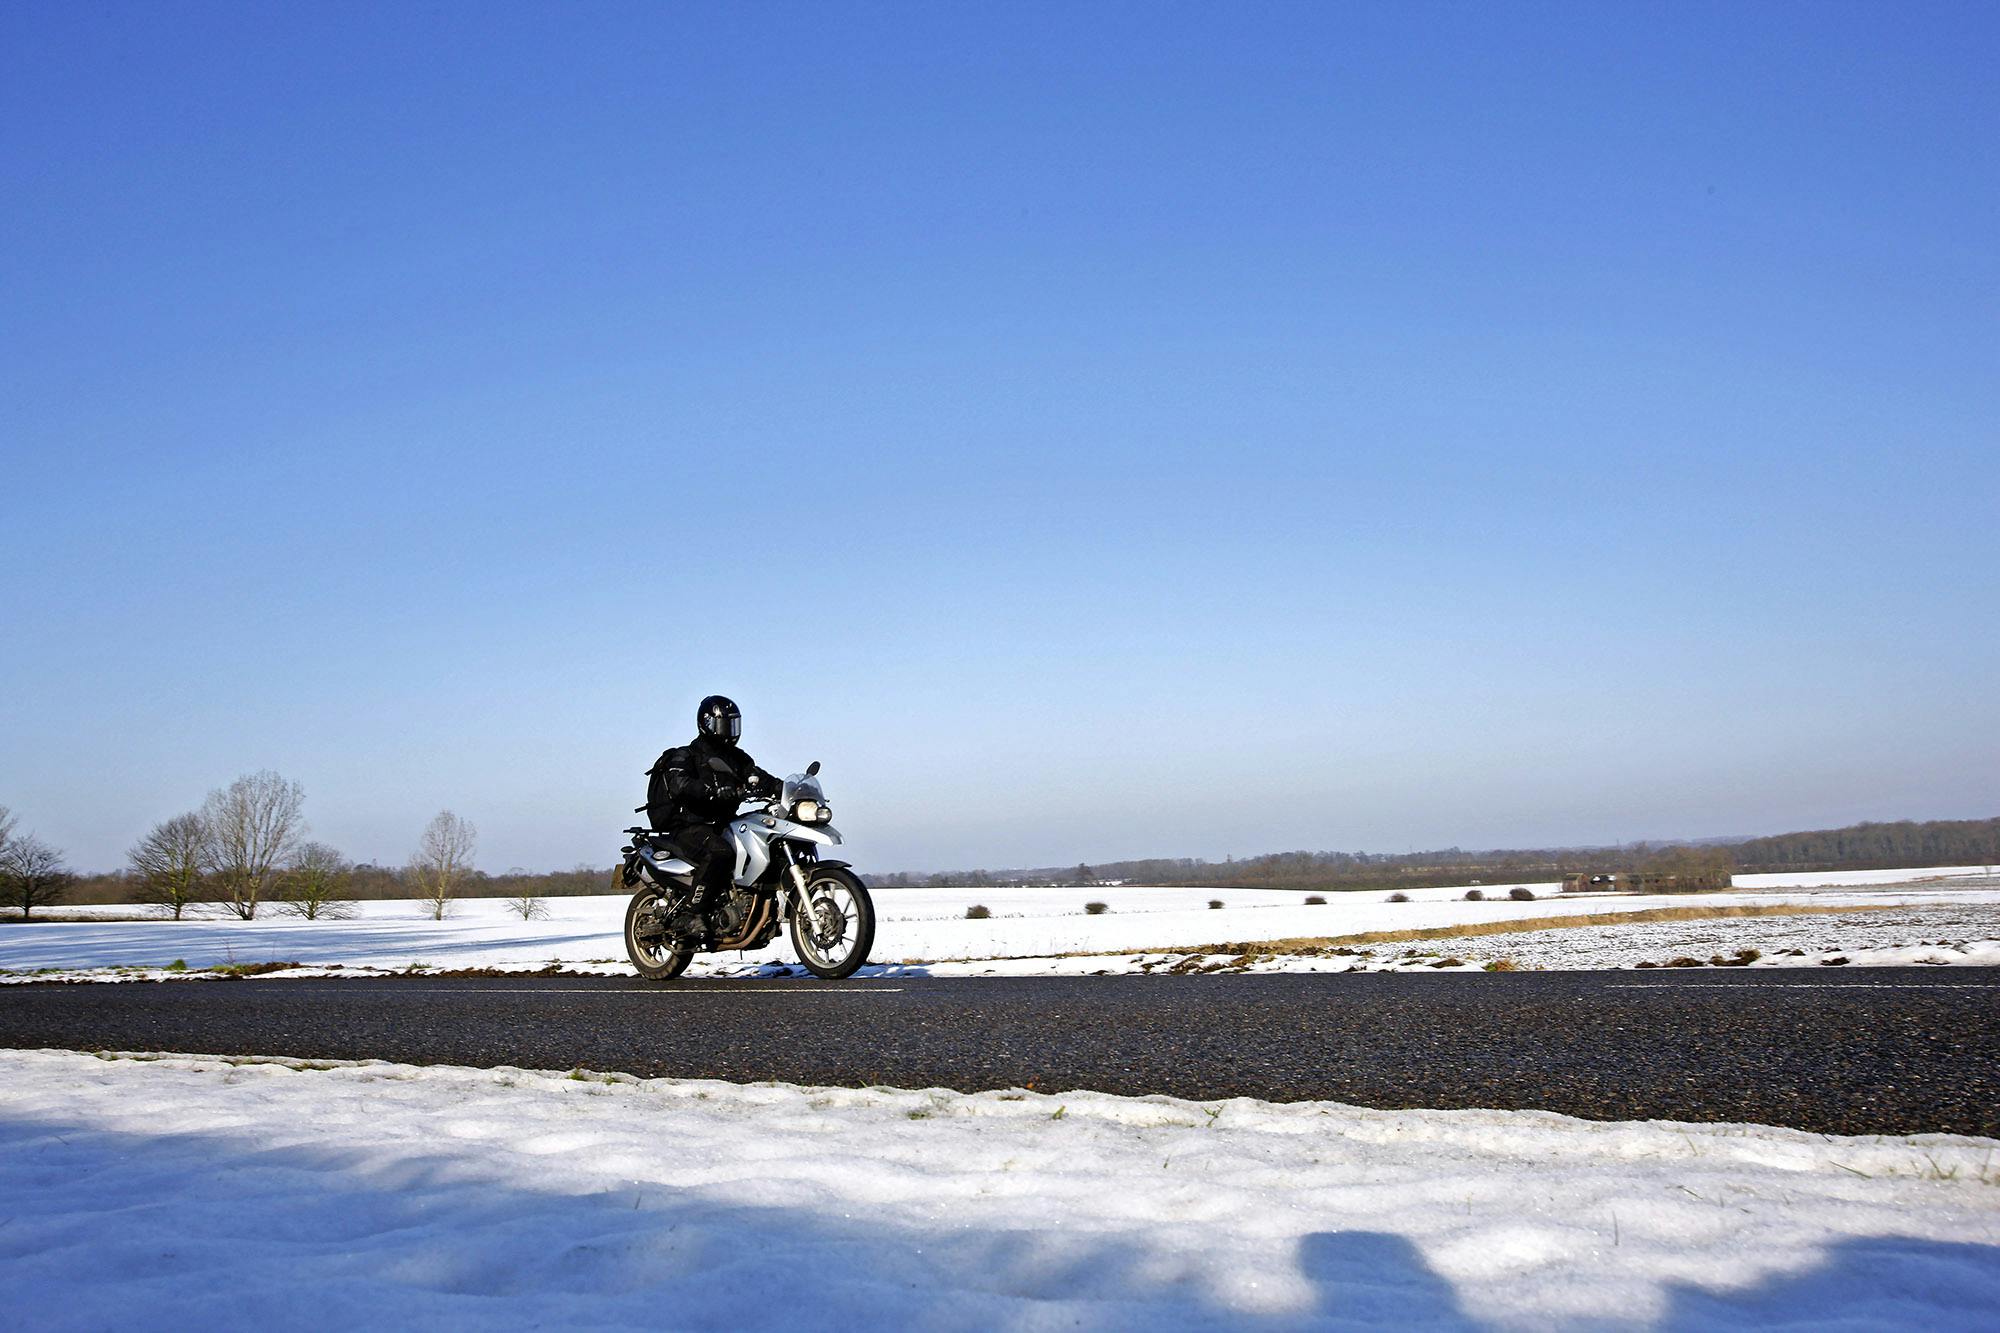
[661,886,710,948]
[684,879,728,950]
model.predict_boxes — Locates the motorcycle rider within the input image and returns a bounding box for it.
[645,695,782,942]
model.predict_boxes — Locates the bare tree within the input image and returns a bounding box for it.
[279,841,356,920]
[129,813,210,919]
[2,833,74,918]
[409,810,476,921]
[201,771,306,920]
[0,805,19,911]
[501,865,550,920]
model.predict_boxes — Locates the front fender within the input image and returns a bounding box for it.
[780,859,856,915]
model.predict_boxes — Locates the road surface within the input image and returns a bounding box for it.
[3,969,1994,1135]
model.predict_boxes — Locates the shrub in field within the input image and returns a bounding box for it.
[1508,887,1535,901]
[965,904,991,920]
[1463,889,1485,901]
[1483,958,1519,972]
[1084,901,1109,915]
[1664,956,1702,968]
[1207,899,1224,910]
[1387,892,1410,903]
[1304,895,1327,905]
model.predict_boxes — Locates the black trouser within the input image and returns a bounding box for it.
[666,822,734,908]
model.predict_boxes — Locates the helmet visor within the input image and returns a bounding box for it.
[723,713,741,741]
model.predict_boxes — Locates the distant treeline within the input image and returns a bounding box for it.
[875,816,2000,893]
[27,810,2000,911]
[1727,818,2000,873]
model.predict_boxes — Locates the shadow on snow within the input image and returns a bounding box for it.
[2,1109,1995,1330]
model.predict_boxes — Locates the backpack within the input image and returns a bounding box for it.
[643,747,688,828]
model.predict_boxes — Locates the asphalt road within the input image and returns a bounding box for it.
[3,969,1995,1136]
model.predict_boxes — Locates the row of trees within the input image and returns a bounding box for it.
[58,857,612,910]
[5,774,491,922]
[125,773,482,921]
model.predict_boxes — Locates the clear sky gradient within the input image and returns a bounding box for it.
[4,3,1996,874]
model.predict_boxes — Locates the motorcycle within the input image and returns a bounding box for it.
[619,762,876,980]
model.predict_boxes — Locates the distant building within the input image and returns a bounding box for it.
[1561,870,1733,894]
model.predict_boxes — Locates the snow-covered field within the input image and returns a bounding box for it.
[2,1049,1995,1330]
[1361,903,2000,972]
[4,868,1997,982]
[1016,904,2000,979]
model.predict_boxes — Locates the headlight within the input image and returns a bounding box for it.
[794,800,820,823]
[816,803,832,824]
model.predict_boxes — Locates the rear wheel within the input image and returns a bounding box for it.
[624,889,693,980]
[789,867,875,980]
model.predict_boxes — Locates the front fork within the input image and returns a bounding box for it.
[776,842,817,923]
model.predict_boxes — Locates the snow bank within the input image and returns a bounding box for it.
[2,1049,1996,1329]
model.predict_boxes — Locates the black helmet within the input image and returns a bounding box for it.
[697,695,742,745]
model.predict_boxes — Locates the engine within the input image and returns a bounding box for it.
[706,889,753,940]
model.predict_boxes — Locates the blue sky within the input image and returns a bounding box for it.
[4,2,1995,873]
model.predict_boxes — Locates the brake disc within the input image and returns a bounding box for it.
[812,897,844,946]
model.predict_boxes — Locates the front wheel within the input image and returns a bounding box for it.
[625,889,693,981]
[789,867,875,980]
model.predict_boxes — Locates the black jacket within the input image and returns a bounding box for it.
[647,735,781,829]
